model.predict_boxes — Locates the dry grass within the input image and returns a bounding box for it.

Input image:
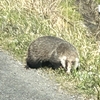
[0,0,100,99]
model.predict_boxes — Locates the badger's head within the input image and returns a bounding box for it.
[56,42,79,74]
[59,55,79,74]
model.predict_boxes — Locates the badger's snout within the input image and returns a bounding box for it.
[59,56,79,74]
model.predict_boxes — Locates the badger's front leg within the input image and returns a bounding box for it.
[59,56,71,74]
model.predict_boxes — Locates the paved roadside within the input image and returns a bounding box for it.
[0,50,84,100]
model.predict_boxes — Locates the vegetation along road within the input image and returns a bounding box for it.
[0,0,100,99]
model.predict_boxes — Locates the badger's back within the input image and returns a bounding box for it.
[29,36,77,57]
[30,36,66,51]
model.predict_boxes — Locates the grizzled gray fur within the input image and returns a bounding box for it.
[26,36,79,74]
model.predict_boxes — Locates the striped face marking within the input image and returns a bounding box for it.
[59,56,67,69]
[74,58,79,69]
[59,56,79,74]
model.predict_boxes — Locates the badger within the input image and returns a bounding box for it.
[26,36,79,74]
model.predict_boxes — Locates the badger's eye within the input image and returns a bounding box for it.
[71,61,75,65]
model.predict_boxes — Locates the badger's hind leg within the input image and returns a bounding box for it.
[25,58,42,69]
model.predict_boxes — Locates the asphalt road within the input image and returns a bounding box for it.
[0,50,84,100]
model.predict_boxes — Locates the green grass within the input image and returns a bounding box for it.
[0,0,100,99]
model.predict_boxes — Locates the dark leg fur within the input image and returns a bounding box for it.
[26,58,42,69]
[25,57,61,70]
[41,60,61,69]
[42,61,52,68]
[50,61,61,70]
